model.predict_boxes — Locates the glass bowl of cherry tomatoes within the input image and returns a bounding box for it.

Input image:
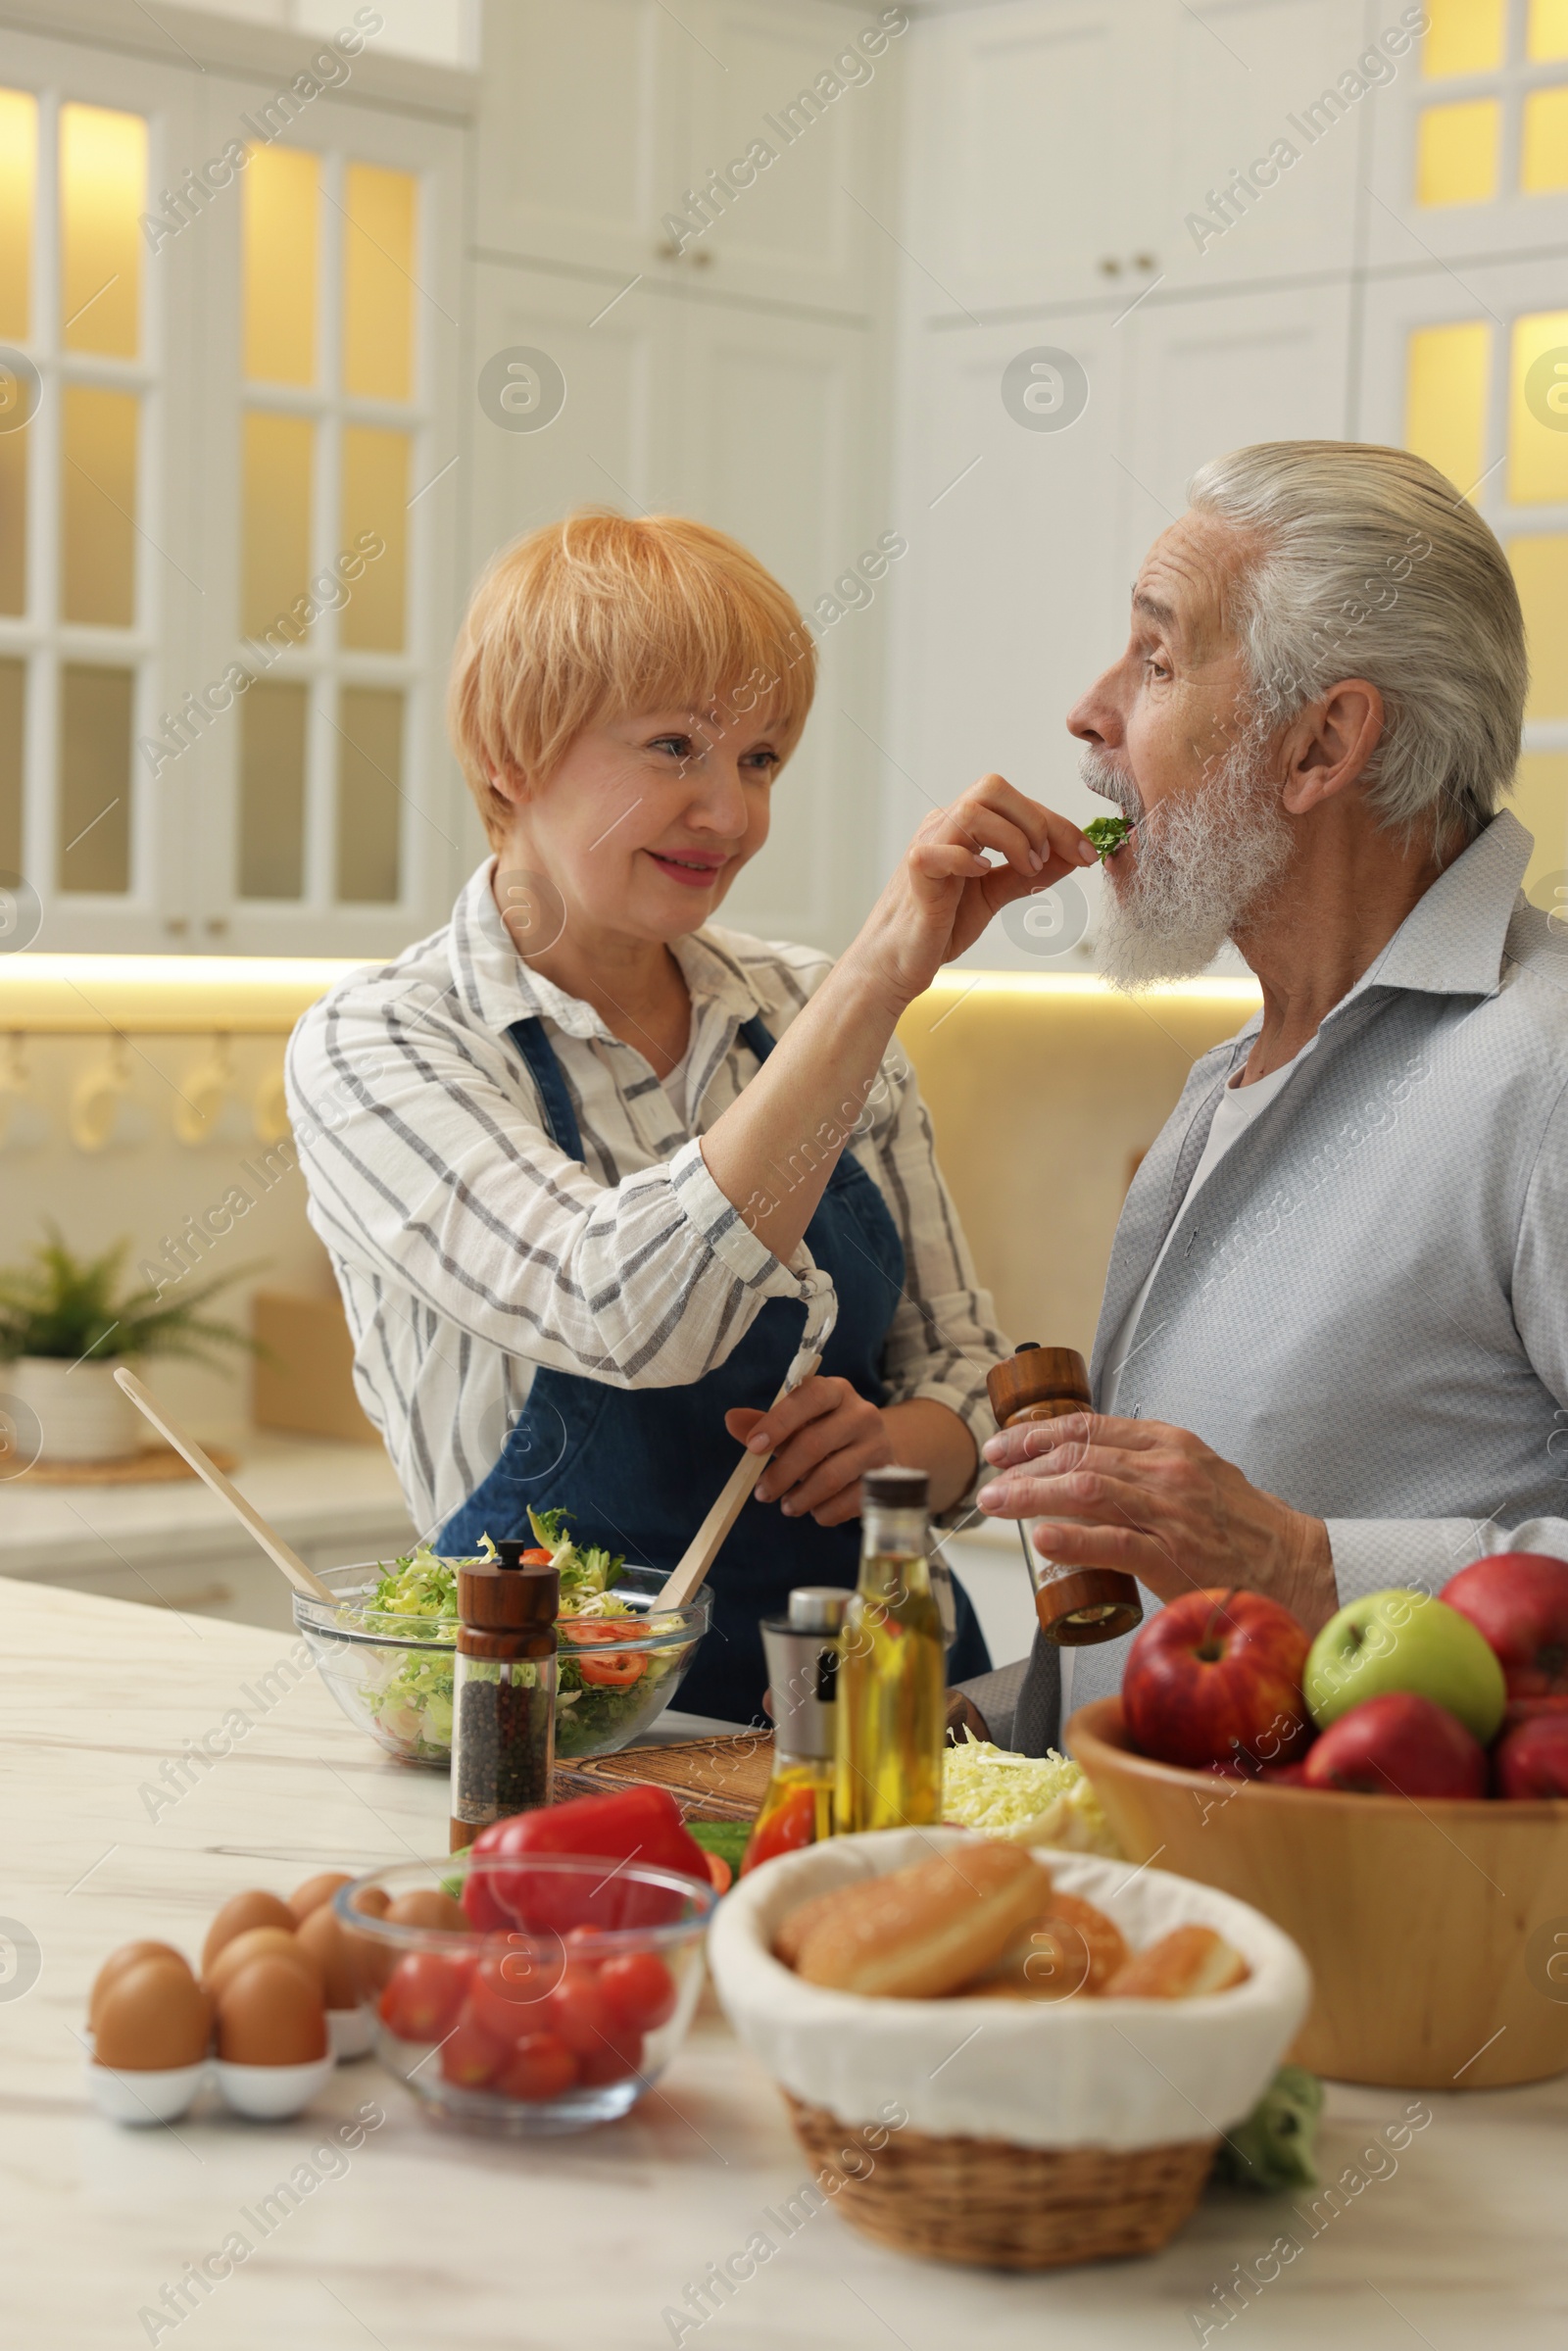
[336,1853,715,2134]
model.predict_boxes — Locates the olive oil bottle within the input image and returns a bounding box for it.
[836,1465,945,1834]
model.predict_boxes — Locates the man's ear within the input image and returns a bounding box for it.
[1280,680,1384,816]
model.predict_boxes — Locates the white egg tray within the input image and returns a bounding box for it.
[86,2003,370,2127]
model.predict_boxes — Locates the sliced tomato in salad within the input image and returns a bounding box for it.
[564,1619,647,1686]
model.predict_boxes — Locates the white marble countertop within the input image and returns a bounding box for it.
[7,1581,1567,2351]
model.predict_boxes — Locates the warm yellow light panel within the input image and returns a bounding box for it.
[0,89,35,342]
[58,664,131,894]
[1417,100,1500,204]
[1523,85,1568,190]
[335,685,403,903]
[343,163,416,402]
[338,426,407,651]
[59,104,143,358]
[1515,752,1568,895]
[242,410,314,640]
[0,419,24,615]
[61,385,136,627]
[1509,311,1568,504]
[1511,537,1568,718]
[238,678,308,900]
[1404,320,1490,501]
[243,144,318,386]
[1423,0,1507,74]
[0,657,23,876]
[1529,0,1568,61]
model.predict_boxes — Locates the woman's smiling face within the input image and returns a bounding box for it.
[493,703,784,948]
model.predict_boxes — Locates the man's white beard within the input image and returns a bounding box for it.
[1085,729,1294,989]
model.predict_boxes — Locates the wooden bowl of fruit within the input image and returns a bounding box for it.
[1066,1558,1568,2091]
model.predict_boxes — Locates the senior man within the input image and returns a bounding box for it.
[958,439,1568,1755]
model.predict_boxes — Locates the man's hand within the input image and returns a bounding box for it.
[725,1376,895,1528]
[977,1412,1338,1634]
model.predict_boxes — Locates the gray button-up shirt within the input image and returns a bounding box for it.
[965,809,1568,1751]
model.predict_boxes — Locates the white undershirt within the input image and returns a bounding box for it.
[1102,1036,1315,1414]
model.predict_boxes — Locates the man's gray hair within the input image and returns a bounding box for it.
[1187,441,1527,850]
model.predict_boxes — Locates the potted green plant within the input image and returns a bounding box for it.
[0,1226,262,1465]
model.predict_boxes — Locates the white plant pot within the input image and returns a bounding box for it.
[11,1356,142,1463]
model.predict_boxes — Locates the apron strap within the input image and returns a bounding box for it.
[510,1009,778,1164]
[507,1017,586,1162]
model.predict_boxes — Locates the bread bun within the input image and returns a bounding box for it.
[1107,1924,1250,1999]
[793,1842,1053,1999]
[963,1891,1129,2001]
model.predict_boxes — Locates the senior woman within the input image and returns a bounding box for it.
[287,511,1098,1723]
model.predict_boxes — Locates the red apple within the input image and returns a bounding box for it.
[1442,1553,1568,1721]
[1122,1589,1312,1774]
[1302,1692,1487,1799]
[1494,1712,1568,1799]
[1258,1762,1310,1787]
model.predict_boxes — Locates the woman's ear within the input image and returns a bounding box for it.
[487,758,530,810]
[1280,679,1384,817]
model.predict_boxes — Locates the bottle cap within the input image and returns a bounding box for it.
[861,1464,929,1508]
[986,1345,1091,1426]
[788,1586,851,1632]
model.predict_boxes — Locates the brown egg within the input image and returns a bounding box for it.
[349,1886,390,1919]
[217,1957,327,2066]
[201,1890,296,1975]
[205,1926,323,2002]
[295,1903,359,2010]
[385,1888,468,1933]
[89,1941,189,2033]
[94,1958,212,2071]
[288,1872,354,1926]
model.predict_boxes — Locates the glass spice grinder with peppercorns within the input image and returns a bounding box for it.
[450,1538,560,1850]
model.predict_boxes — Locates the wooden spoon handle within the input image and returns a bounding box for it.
[113,1368,336,1605]
[661,1352,822,1611]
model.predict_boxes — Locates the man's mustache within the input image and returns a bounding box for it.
[1078,748,1144,825]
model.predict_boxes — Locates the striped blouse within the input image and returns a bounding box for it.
[284,861,1010,1538]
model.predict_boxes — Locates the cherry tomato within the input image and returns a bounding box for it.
[496,2031,579,2102]
[377,1949,472,2042]
[439,2001,507,2089]
[519,1548,554,1565]
[469,1933,561,2044]
[577,2024,644,2086]
[598,1949,677,2031]
[705,1850,733,1895]
[579,1650,646,1687]
[542,1964,621,2058]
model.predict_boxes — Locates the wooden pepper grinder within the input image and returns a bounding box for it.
[449,1540,560,1851]
[985,1344,1143,1646]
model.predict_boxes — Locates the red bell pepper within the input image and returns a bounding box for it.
[464,1784,711,1934]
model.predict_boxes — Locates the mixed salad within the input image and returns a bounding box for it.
[338,1511,693,1760]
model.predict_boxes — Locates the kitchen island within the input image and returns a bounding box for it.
[6,1582,1566,2351]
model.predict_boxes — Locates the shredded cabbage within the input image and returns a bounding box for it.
[942,1737,1122,1856]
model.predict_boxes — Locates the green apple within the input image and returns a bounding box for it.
[1304,1588,1506,1743]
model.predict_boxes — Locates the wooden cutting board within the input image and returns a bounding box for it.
[552,1732,774,1823]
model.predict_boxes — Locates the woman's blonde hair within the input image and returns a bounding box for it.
[447,509,817,841]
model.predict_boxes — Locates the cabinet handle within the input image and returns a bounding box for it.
[1133,253,1158,273]
[689,246,713,269]
[1098,257,1122,277]
[656,238,682,260]
[205,916,228,936]
[164,916,189,936]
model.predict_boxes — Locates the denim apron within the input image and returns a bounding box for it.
[438,1012,991,1724]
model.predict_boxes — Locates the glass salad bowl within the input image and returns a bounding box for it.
[336,1854,714,2135]
[295,1556,712,1769]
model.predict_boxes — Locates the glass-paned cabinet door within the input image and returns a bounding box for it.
[0,32,204,952]
[185,78,466,955]
[1367,0,1568,263]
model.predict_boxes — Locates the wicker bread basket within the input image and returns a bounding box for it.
[785,2093,1215,2269]
[709,1831,1310,2273]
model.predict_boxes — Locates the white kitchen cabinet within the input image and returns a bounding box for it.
[1117,278,1355,529]
[667,294,891,950]
[883,306,1136,909]
[903,0,1175,317]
